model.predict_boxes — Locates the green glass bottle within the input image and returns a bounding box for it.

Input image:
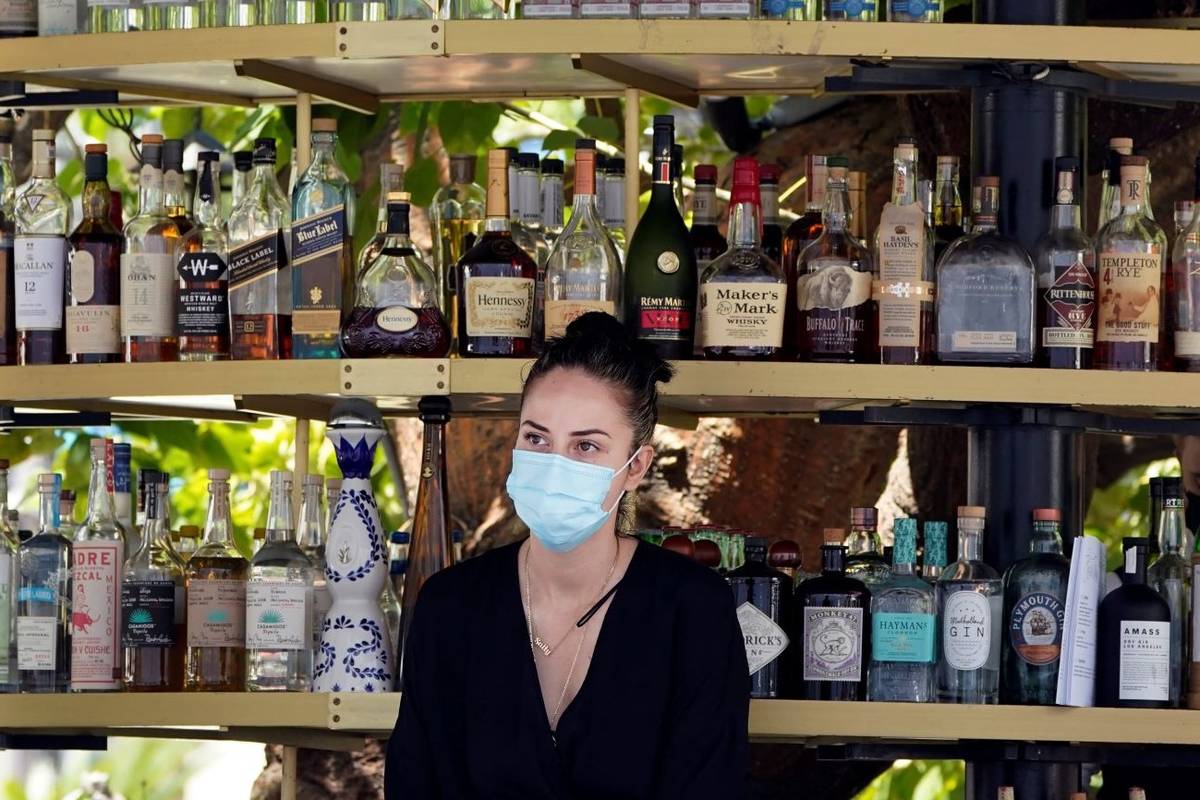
[623,115,697,360]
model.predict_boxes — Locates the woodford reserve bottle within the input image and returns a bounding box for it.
[177,152,230,361]
[455,149,537,357]
[66,144,123,364]
[1034,158,1096,370]
[794,528,870,700]
[623,115,697,359]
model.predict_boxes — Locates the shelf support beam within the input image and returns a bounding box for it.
[296,92,313,174]
[0,72,255,108]
[234,60,379,115]
[624,87,639,244]
[281,745,299,800]
[574,55,698,108]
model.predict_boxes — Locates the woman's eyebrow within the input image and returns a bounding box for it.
[570,429,611,438]
[521,420,550,432]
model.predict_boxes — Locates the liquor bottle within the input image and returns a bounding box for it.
[177,152,230,361]
[359,163,406,277]
[848,171,867,241]
[543,140,623,340]
[766,539,807,582]
[823,0,874,18]
[341,193,451,358]
[1035,157,1096,370]
[175,525,199,560]
[246,470,315,692]
[796,158,877,362]
[781,155,828,352]
[3,0,38,33]
[1172,157,1200,372]
[432,153,486,343]
[0,460,14,691]
[1094,155,1168,371]
[455,149,538,358]
[1128,789,1147,800]
[0,122,14,366]
[14,129,70,366]
[728,536,791,699]
[932,156,965,263]
[997,789,1014,800]
[671,144,685,211]
[515,152,551,268]
[1097,538,1171,708]
[122,472,185,691]
[89,0,131,30]
[292,119,355,359]
[918,179,933,229]
[623,115,697,359]
[185,468,248,691]
[161,140,194,236]
[228,138,291,360]
[689,164,727,356]
[699,157,785,360]
[262,0,318,23]
[112,442,133,534]
[1147,477,1189,707]
[1176,200,1195,240]
[17,474,71,693]
[326,478,341,529]
[761,0,813,20]
[390,529,410,600]
[794,528,870,700]
[759,163,784,264]
[936,506,1002,704]
[122,135,182,363]
[296,474,329,651]
[232,151,253,210]
[540,158,565,238]
[334,0,387,19]
[936,177,1035,364]
[59,489,77,541]
[874,138,935,365]
[889,0,938,20]
[867,518,935,702]
[1000,508,1069,705]
[844,506,890,585]
[398,397,452,671]
[1097,138,1134,234]
[603,157,627,255]
[66,144,122,365]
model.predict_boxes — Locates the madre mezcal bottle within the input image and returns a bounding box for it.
[794,528,870,700]
[1097,538,1171,708]
[17,474,71,693]
[936,506,1002,704]
[1147,477,1190,707]
[1000,508,1069,705]
[867,518,935,702]
[727,536,791,699]
[1035,157,1096,370]
[178,151,231,361]
[14,129,70,365]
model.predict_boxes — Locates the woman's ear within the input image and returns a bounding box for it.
[623,445,655,491]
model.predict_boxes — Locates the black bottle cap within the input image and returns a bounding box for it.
[896,135,917,145]
[252,137,277,164]
[1194,154,1200,200]
[671,144,683,180]
[575,138,595,152]
[541,158,564,176]
[1161,476,1184,499]
[162,139,184,172]
[517,152,540,170]
[234,150,253,172]
[197,151,219,202]
[596,152,608,172]
[418,396,452,424]
[385,192,411,235]
[653,114,674,128]
[606,157,625,175]
[84,150,107,181]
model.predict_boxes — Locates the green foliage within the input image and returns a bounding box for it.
[854,760,965,800]
[1,738,196,800]
[1085,457,1180,570]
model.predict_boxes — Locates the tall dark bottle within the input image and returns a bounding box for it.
[1000,508,1069,705]
[1035,158,1096,369]
[759,163,784,264]
[794,528,870,700]
[727,536,791,699]
[623,115,697,359]
[66,144,123,365]
[1097,537,1171,708]
[688,164,726,356]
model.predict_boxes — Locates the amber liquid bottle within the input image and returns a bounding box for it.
[398,396,452,672]
[933,157,966,263]
[178,152,230,361]
[66,144,123,364]
[781,154,828,357]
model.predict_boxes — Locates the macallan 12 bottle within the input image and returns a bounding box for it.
[14,129,70,365]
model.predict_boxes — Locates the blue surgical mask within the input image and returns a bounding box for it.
[505,449,639,553]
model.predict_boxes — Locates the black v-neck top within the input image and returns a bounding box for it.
[384,539,750,799]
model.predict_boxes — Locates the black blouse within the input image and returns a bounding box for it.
[385,538,750,799]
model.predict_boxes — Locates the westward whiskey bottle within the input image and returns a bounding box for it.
[794,528,870,700]
[177,151,231,361]
[66,144,122,364]
[1097,537,1170,708]
[1035,158,1096,369]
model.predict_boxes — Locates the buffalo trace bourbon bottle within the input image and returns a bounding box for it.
[781,154,828,352]
[1097,538,1171,708]
[1035,158,1096,369]
[867,518,936,702]
[699,157,786,360]
[177,152,231,361]
[455,149,537,357]
[688,164,726,355]
[623,115,697,359]
[185,469,248,691]
[17,474,71,693]
[936,506,1002,704]
[874,138,935,365]
[66,144,123,364]
[291,118,356,359]
[1147,477,1189,707]
[1094,155,1168,371]
[1000,508,1069,705]
[795,528,870,700]
[727,536,791,699]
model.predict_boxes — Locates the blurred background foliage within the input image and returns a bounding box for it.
[2,738,197,800]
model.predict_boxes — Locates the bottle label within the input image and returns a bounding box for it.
[640,0,692,14]
[942,590,992,670]
[579,1,632,15]
[1177,331,1200,358]
[70,541,122,688]
[0,0,36,31]
[545,300,616,339]
[635,295,692,342]
[377,306,419,334]
[522,0,574,16]
[701,282,785,349]
[693,191,718,225]
[798,260,873,313]
[872,612,935,663]
[1009,591,1063,666]
[291,206,347,337]
[463,276,534,338]
[736,601,789,676]
[891,0,935,12]
[229,231,285,293]
[951,330,1017,353]
[698,0,751,14]
[16,616,56,671]
[120,252,175,338]
[0,553,10,682]
[14,236,66,331]
[71,249,96,303]
[245,582,310,650]
[1042,257,1096,349]
[121,579,177,647]
[187,578,246,648]
[177,252,230,339]
[875,203,931,349]
[1118,619,1170,701]
[802,605,863,682]
[65,306,120,356]
[1096,251,1161,344]
[829,0,874,11]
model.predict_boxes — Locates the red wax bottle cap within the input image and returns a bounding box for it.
[759,162,781,183]
[1032,508,1061,522]
[768,539,801,568]
[693,538,723,568]
[695,164,718,183]
[730,156,760,207]
[661,534,695,559]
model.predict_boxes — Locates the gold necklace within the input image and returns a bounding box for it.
[523,541,619,657]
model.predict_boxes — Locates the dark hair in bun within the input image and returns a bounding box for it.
[523,312,674,448]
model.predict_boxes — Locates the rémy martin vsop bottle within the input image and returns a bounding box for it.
[623,115,697,359]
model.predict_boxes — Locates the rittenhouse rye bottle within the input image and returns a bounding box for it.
[727,536,791,699]
[66,144,123,364]
[623,115,697,359]
[867,518,935,702]
[17,474,71,693]
[177,151,231,361]
[1147,478,1189,707]
[1097,538,1171,708]
[1035,158,1096,369]
[794,528,870,701]
[936,506,1002,704]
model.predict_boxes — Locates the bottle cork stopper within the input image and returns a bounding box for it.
[1109,136,1133,151]
[386,191,411,203]
[1032,508,1061,522]
[208,468,230,480]
[312,118,337,133]
[141,133,163,145]
[85,143,106,154]
[958,505,987,518]
[936,154,959,166]
[823,528,846,545]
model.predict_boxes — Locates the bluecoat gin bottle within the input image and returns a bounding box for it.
[1147,478,1189,707]
[1097,538,1171,708]
[17,474,71,693]
[728,536,790,699]
[1000,508,1069,705]
[795,528,870,700]
[936,506,1002,704]
[867,518,935,702]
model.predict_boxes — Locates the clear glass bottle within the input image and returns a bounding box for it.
[796,158,877,362]
[291,119,356,359]
[1147,478,1189,707]
[296,474,329,652]
[1094,155,1168,371]
[228,138,291,360]
[822,0,875,19]
[867,518,936,702]
[334,0,386,19]
[1173,157,1200,373]
[358,163,406,276]
[341,193,452,358]
[921,520,947,584]
[932,155,964,264]
[122,134,182,363]
[689,164,727,356]
[543,140,623,340]
[431,154,486,340]
[246,470,315,692]
[936,506,1002,704]
[935,176,1035,364]
[1097,138,1133,235]
[1035,157,1096,370]
[160,140,194,236]
[58,490,77,542]
[17,474,71,693]
[844,506,890,586]
[14,128,70,366]
[540,158,565,238]
[761,0,813,20]
[67,144,122,365]
[512,153,550,348]
[89,0,132,31]
[261,0,318,22]
[602,156,627,256]
[699,157,785,360]
[232,152,253,209]
[178,151,231,362]
[888,0,938,21]
[0,460,15,691]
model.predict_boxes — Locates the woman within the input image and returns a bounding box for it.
[386,313,750,799]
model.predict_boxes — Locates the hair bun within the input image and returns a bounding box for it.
[564,310,632,343]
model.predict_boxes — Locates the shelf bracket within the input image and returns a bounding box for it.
[0,72,255,108]
[234,60,379,115]
[573,54,698,108]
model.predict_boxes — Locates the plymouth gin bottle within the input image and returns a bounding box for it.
[1000,508,1069,705]
[14,129,70,365]
[178,152,230,361]
[1035,157,1096,370]
[1147,478,1189,707]
[844,506,890,585]
[936,506,1002,704]
[246,471,315,692]
[727,536,790,699]
[795,528,870,700]
[1097,538,1171,708]
[292,119,355,359]
[867,518,935,702]
[623,115,697,359]
[17,474,71,693]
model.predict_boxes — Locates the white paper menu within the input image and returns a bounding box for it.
[1055,535,1108,707]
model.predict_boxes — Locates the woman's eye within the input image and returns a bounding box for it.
[524,432,546,446]
[578,441,598,453]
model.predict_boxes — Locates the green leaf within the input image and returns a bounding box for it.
[437,101,502,154]
[542,129,577,153]
[404,155,441,208]
[161,108,199,140]
[577,114,620,145]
